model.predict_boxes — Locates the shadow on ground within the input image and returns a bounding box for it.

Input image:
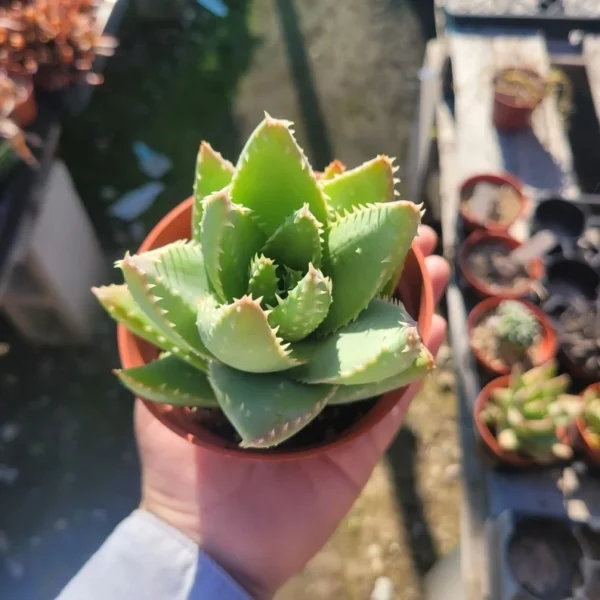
[387,426,439,583]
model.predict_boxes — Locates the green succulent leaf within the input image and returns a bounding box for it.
[119,252,211,360]
[261,203,323,270]
[268,264,332,342]
[295,299,424,385]
[322,155,396,214]
[200,189,266,302]
[121,241,209,305]
[197,295,305,373]
[328,347,434,404]
[208,362,336,448]
[230,115,329,234]
[248,254,279,307]
[380,257,407,298]
[192,142,234,241]
[319,201,422,334]
[93,284,207,371]
[116,354,218,407]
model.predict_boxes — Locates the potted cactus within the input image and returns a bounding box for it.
[475,361,581,466]
[94,115,435,457]
[576,383,600,465]
[468,298,557,376]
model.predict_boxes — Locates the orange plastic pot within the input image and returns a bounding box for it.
[458,230,544,300]
[117,197,434,460]
[474,375,535,467]
[458,172,526,233]
[576,382,600,466]
[492,68,545,132]
[467,297,557,376]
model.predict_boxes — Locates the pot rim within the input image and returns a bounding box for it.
[493,67,545,110]
[458,172,527,233]
[467,297,558,376]
[117,197,435,461]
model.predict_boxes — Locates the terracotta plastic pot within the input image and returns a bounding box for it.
[117,197,434,460]
[576,382,600,466]
[10,77,37,128]
[474,375,535,467]
[468,297,557,376]
[492,68,545,132]
[459,172,526,233]
[458,230,544,300]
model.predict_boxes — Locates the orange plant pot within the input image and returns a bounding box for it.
[117,197,435,460]
[467,297,557,376]
[458,230,544,300]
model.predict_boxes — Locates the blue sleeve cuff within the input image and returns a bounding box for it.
[56,509,252,600]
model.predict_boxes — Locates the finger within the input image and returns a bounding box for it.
[415,225,438,257]
[425,255,450,306]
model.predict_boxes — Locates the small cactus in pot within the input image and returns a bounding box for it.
[93,114,434,450]
[480,361,581,463]
[581,386,600,451]
[496,300,541,357]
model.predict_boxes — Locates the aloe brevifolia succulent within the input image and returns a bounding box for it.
[93,114,434,449]
[481,361,581,462]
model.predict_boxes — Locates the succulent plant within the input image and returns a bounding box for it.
[93,115,434,449]
[481,361,581,462]
[496,300,541,353]
[582,387,600,449]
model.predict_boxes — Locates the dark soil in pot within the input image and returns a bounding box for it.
[471,308,541,372]
[460,181,522,227]
[507,517,583,599]
[186,398,379,452]
[467,241,530,290]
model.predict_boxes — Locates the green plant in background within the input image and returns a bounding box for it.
[93,114,434,449]
[481,360,581,462]
[496,300,541,354]
[582,387,600,449]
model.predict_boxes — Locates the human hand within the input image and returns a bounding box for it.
[136,225,449,599]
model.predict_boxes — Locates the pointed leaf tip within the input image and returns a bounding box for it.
[231,118,329,234]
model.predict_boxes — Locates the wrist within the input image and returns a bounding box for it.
[139,498,273,600]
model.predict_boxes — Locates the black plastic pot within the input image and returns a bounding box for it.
[532,197,587,258]
[543,259,600,314]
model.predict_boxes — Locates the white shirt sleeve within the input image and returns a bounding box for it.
[56,509,252,600]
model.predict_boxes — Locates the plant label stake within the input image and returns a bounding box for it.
[469,182,497,221]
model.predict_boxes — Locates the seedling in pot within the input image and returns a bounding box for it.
[93,115,434,450]
[480,361,581,463]
[471,300,542,372]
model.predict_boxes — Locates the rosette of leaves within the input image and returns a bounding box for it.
[94,115,434,449]
[496,300,541,354]
[481,361,581,462]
